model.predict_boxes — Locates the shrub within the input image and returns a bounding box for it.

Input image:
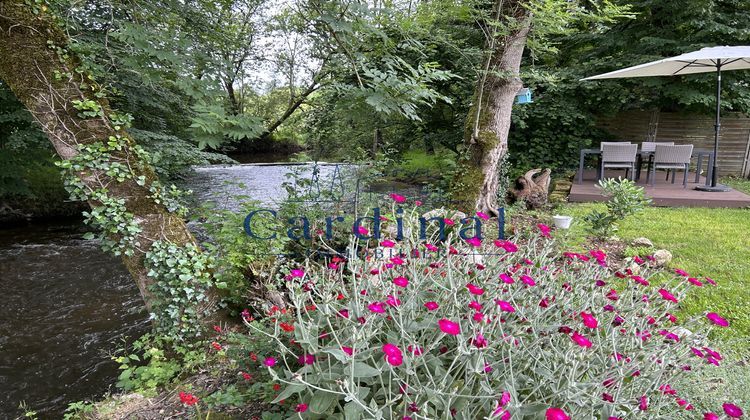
[585,178,651,238]
[242,200,739,419]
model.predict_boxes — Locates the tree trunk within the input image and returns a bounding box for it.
[372,127,382,157]
[224,78,242,115]
[0,3,217,317]
[451,0,531,215]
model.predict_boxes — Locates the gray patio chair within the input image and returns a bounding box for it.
[600,143,638,180]
[599,141,632,150]
[648,144,694,188]
[637,141,674,180]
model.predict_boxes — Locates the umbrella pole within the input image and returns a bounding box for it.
[712,62,721,187]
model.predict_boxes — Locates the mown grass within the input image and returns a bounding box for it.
[557,202,750,344]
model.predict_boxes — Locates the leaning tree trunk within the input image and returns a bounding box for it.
[0,3,217,319]
[451,0,531,215]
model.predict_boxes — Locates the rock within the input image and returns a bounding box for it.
[653,249,672,267]
[632,237,654,247]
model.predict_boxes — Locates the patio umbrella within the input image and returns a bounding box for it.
[582,46,750,191]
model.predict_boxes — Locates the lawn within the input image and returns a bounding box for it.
[557,202,750,344]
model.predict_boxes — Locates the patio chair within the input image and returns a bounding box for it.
[636,141,674,180]
[600,143,638,180]
[599,141,632,150]
[648,144,694,188]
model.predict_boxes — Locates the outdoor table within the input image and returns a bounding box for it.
[577,148,714,186]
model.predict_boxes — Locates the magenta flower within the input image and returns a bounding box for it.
[499,273,514,284]
[393,276,409,287]
[263,357,277,367]
[471,334,488,348]
[472,312,485,322]
[631,275,649,286]
[355,226,370,236]
[520,275,536,286]
[342,346,353,356]
[466,283,485,295]
[639,395,648,411]
[385,295,401,307]
[465,237,482,247]
[370,302,389,314]
[468,300,483,311]
[382,343,402,356]
[389,193,406,203]
[571,331,592,348]
[658,288,679,303]
[407,345,424,356]
[723,403,744,418]
[688,277,703,286]
[425,243,439,252]
[496,300,516,313]
[537,223,551,238]
[295,403,308,413]
[386,354,403,366]
[381,239,395,248]
[290,268,305,278]
[705,277,717,286]
[704,413,719,420]
[390,256,404,265]
[494,240,518,252]
[675,268,689,276]
[438,319,461,335]
[706,312,729,327]
[606,289,619,301]
[580,312,599,329]
[297,354,315,365]
[476,211,490,221]
[545,407,569,420]
[424,301,439,311]
[500,390,511,406]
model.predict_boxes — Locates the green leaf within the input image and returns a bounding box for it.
[349,362,381,378]
[309,391,338,414]
[270,383,305,403]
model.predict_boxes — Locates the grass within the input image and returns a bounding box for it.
[556,202,750,346]
[722,176,750,194]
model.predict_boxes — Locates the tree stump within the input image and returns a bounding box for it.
[507,168,551,210]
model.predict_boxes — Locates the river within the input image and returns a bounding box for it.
[0,162,365,419]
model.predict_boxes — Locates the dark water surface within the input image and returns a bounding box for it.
[0,223,149,419]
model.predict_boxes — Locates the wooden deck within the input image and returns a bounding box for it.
[570,169,750,208]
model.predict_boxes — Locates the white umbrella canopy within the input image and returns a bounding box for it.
[582,46,750,191]
[582,46,750,79]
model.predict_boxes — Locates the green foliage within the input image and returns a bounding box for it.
[113,333,207,394]
[62,401,96,420]
[584,178,651,238]
[189,104,265,149]
[145,241,217,343]
[130,129,236,177]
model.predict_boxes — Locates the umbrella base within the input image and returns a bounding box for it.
[695,184,732,192]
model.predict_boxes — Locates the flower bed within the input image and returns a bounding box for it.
[241,203,743,419]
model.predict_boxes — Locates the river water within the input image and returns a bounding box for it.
[0,162,369,419]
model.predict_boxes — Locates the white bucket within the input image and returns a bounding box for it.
[552,215,573,229]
